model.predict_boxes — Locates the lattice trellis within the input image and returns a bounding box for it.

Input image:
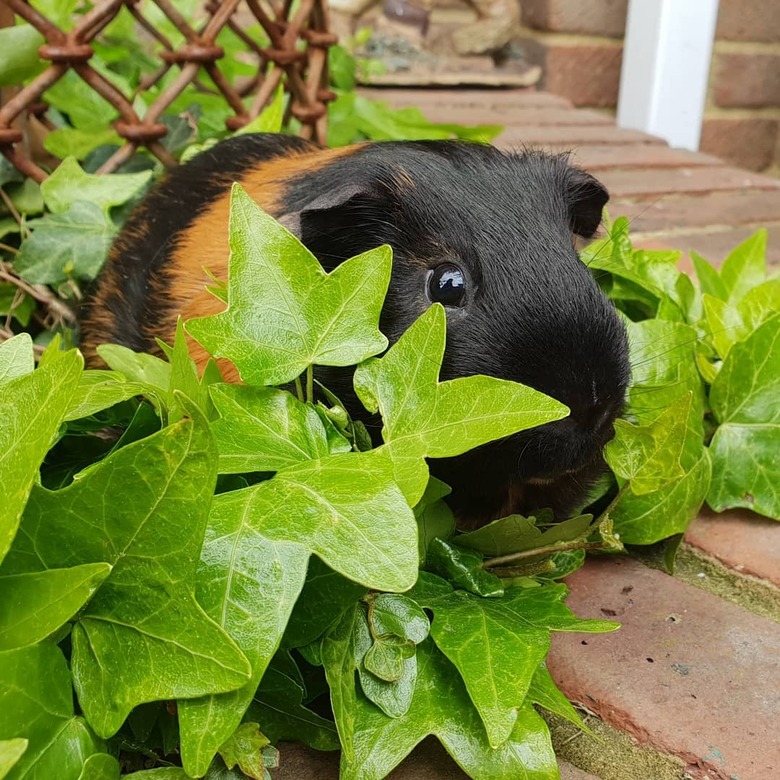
[0,0,337,182]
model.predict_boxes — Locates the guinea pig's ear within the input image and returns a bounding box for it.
[277,182,387,272]
[566,167,609,238]
[276,183,376,238]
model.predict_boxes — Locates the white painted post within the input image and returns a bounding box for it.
[617,0,719,151]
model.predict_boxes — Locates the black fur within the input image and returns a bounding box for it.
[85,136,630,525]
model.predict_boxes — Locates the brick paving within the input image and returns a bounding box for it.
[273,87,780,779]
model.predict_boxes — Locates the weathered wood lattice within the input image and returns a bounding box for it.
[0,0,337,182]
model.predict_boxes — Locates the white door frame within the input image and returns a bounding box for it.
[617,0,720,151]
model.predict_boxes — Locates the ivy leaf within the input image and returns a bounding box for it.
[457,511,592,558]
[0,738,27,778]
[97,345,171,394]
[0,25,45,86]
[708,315,780,518]
[416,584,616,748]
[210,384,350,474]
[218,722,270,780]
[369,594,430,645]
[247,651,339,751]
[414,477,455,563]
[354,304,569,504]
[44,127,123,161]
[63,370,145,422]
[14,202,117,284]
[611,413,710,545]
[208,450,418,593]
[719,229,767,303]
[0,349,82,566]
[186,184,391,386]
[527,663,594,736]
[177,496,309,776]
[605,393,692,495]
[0,643,106,780]
[75,753,120,780]
[426,538,504,598]
[3,406,251,737]
[0,563,111,651]
[282,557,367,650]
[363,636,415,682]
[40,157,152,214]
[692,251,728,301]
[0,333,34,383]
[333,637,559,780]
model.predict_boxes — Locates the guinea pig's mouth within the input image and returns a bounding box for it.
[450,455,608,532]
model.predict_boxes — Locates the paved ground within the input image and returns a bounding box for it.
[270,87,780,780]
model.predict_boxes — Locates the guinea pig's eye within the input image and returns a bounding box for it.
[428,264,466,307]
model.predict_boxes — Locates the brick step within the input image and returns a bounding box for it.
[598,166,780,199]
[548,556,780,780]
[685,508,780,587]
[385,106,615,127]
[634,223,780,268]
[610,189,780,233]
[566,145,723,172]
[496,124,665,147]
[357,86,573,110]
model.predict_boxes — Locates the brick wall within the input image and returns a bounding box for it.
[517,0,780,172]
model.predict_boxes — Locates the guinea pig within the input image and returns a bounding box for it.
[80,133,630,527]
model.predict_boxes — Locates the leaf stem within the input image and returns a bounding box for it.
[294,375,304,403]
[0,263,77,324]
[483,540,608,570]
[306,364,314,405]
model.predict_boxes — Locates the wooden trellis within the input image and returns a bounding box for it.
[0,0,337,182]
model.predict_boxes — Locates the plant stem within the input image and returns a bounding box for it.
[484,540,608,570]
[294,375,304,403]
[306,365,314,404]
[0,264,76,324]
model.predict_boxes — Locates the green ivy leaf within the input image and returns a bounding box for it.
[63,370,146,422]
[719,229,767,303]
[3,408,251,737]
[0,25,45,86]
[355,304,568,504]
[0,333,34,384]
[527,663,593,736]
[457,511,592,558]
[282,557,367,650]
[177,495,309,776]
[75,753,120,780]
[0,349,82,565]
[605,393,693,495]
[247,651,339,751]
[335,637,559,780]
[96,345,171,393]
[210,384,350,474]
[417,584,616,748]
[414,477,455,563]
[40,158,152,214]
[0,738,27,779]
[426,538,504,598]
[0,563,111,650]
[186,184,391,386]
[708,315,780,518]
[0,643,106,780]
[44,127,123,161]
[218,722,270,780]
[14,202,117,284]
[369,594,430,645]
[363,636,415,682]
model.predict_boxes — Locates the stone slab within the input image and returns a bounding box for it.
[565,144,723,171]
[497,124,665,148]
[685,507,780,587]
[547,556,780,780]
[357,86,573,110]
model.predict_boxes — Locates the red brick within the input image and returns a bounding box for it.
[496,124,664,148]
[273,740,601,779]
[634,223,780,269]
[686,507,780,587]
[409,105,613,127]
[548,556,780,780]
[520,39,624,107]
[609,189,780,233]
[713,53,780,109]
[700,117,779,172]
[522,0,628,38]
[356,87,573,110]
[567,144,723,171]
[597,165,780,199]
[716,0,780,43]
